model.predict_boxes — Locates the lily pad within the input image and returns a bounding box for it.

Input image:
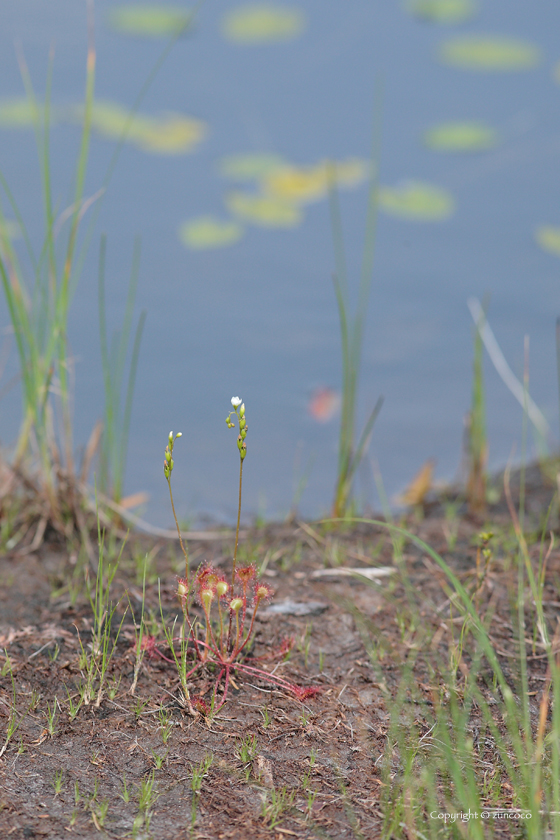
[0,98,49,128]
[378,181,454,221]
[178,216,244,250]
[264,165,328,204]
[406,0,477,24]
[70,101,206,154]
[218,152,287,180]
[535,226,560,257]
[225,191,302,227]
[439,36,541,71]
[222,4,305,43]
[424,121,499,152]
[263,158,370,204]
[108,5,192,38]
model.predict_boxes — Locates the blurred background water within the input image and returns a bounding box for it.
[0,0,559,526]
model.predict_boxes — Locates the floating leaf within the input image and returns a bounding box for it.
[424,121,499,152]
[406,0,477,24]
[70,101,206,154]
[0,98,48,128]
[439,36,541,71]
[264,165,328,204]
[378,180,454,221]
[263,158,370,204]
[535,226,560,257]
[225,191,302,227]
[333,158,372,187]
[222,4,305,43]
[178,216,244,249]
[108,5,192,37]
[218,152,287,180]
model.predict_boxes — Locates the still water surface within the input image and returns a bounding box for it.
[1,1,559,525]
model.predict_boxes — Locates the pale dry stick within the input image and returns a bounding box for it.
[80,482,242,541]
[468,297,550,442]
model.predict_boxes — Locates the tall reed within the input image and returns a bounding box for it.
[466,300,487,514]
[328,89,384,517]
[0,10,96,526]
[0,2,193,534]
[98,236,146,504]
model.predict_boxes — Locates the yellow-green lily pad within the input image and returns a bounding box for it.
[179,216,244,249]
[439,36,541,71]
[108,5,192,37]
[378,181,454,221]
[0,98,49,128]
[225,191,303,227]
[218,152,287,180]
[263,158,370,204]
[71,101,206,154]
[406,0,477,24]
[535,226,560,257]
[263,164,328,204]
[222,4,305,44]
[424,121,499,152]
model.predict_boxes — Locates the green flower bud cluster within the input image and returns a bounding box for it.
[226,397,248,461]
[163,430,182,480]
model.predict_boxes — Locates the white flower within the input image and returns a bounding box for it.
[231,396,242,407]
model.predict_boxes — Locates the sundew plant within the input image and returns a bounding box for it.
[158,397,319,714]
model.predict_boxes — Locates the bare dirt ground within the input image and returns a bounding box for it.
[0,464,557,839]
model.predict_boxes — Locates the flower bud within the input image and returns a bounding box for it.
[201,588,214,611]
[239,403,245,417]
[216,580,228,598]
[178,579,188,598]
[229,598,243,613]
[169,431,173,444]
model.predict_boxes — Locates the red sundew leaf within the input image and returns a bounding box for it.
[253,581,274,604]
[236,565,256,585]
[291,686,322,701]
[191,695,209,715]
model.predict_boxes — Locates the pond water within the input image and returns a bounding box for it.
[1,1,560,526]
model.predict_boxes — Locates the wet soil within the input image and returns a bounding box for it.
[0,464,558,839]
